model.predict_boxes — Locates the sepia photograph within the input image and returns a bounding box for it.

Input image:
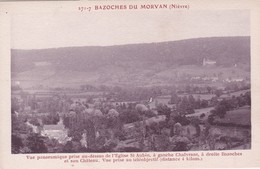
[10,9,251,154]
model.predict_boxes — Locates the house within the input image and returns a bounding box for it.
[41,119,71,144]
[203,58,216,66]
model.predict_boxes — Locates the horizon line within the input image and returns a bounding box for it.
[11,35,250,51]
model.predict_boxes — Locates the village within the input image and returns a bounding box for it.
[11,64,251,153]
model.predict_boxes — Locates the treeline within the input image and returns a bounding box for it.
[169,94,211,114]
[12,37,250,73]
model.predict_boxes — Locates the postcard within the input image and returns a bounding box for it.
[0,0,260,168]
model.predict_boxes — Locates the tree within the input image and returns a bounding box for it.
[172,142,189,151]
[200,113,206,119]
[200,100,208,108]
[229,96,239,109]
[29,117,41,126]
[169,93,180,104]
[188,95,196,108]
[215,104,227,118]
[186,107,195,114]
[42,112,60,125]
[173,115,190,126]
[12,134,24,153]
[12,114,32,153]
[207,113,216,124]
[83,119,96,150]
[190,118,201,137]
[177,97,188,114]
[210,96,219,107]
[45,138,63,153]
[26,133,48,153]
[68,124,84,142]
[207,86,212,94]
[244,91,251,106]
[215,89,223,97]
[157,104,171,122]
[63,141,84,153]
[119,110,141,124]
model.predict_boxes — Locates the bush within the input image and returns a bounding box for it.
[174,115,190,125]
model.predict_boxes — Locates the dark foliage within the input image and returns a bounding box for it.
[12,37,250,73]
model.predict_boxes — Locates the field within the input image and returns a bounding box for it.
[12,64,250,89]
[210,125,250,139]
[214,106,251,126]
[186,107,214,120]
[157,65,249,80]
[178,93,215,100]
[220,89,250,98]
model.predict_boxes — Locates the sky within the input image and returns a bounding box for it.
[11,10,250,49]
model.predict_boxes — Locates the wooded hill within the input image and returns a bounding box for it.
[12,36,250,73]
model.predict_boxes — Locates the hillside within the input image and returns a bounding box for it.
[11,36,250,88]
